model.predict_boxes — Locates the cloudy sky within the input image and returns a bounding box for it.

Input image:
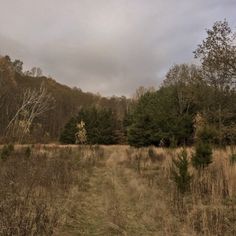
[0,0,235,96]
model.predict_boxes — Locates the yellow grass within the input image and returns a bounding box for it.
[0,144,235,235]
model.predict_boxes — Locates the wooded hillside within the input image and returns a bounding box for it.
[0,56,129,143]
[0,20,236,146]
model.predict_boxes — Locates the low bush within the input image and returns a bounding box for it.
[230,153,236,165]
[192,141,212,169]
[0,143,14,160]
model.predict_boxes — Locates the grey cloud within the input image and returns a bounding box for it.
[0,0,235,96]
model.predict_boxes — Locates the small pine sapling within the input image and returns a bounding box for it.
[192,141,212,169]
[171,149,192,194]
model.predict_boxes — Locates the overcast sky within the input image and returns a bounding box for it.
[0,0,235,96]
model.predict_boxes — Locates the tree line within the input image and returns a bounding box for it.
[0,20,235,146]
[0,56,129,144]
[126,20,236,147]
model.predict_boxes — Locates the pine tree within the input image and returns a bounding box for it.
[192,114,213,169]
[171,149,192,194]
[59,117,77,144]
[192,141,212,169]
[60,107,117,145]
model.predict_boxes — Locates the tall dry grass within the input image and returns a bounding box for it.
[123,146,236,235]
[0,144,104,236]
[1,144,235,235]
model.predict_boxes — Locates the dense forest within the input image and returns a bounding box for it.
[0,20,236,147]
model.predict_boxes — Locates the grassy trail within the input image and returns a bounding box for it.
[58,149,180,236]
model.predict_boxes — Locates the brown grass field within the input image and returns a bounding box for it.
[0,144,236,235]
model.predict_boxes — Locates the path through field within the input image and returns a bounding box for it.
[58,147,181,236]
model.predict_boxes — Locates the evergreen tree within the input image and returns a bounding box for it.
[127,92,157,147]
[171,149,192,194]
[77,107,116,144]
[96,108,116,144]
[127,88,195,147]
[192,115,213,169]
[60,107,117,144]
[192,141,212,169]
[59,117,77,144]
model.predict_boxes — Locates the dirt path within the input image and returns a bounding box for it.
[58,149,179,236]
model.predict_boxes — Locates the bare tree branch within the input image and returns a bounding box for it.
[6,82,55,143]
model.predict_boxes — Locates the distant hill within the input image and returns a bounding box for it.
[0,56,129,143]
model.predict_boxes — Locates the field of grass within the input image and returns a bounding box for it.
[0,144,236,235]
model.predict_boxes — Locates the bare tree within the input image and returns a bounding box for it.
[194,20,236,89]
[194,20,236,145]
[12,59,23,74]
[25,67,43,77]
[133,86,155,101]
[163,64,203,115]
[6,82,54,143]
